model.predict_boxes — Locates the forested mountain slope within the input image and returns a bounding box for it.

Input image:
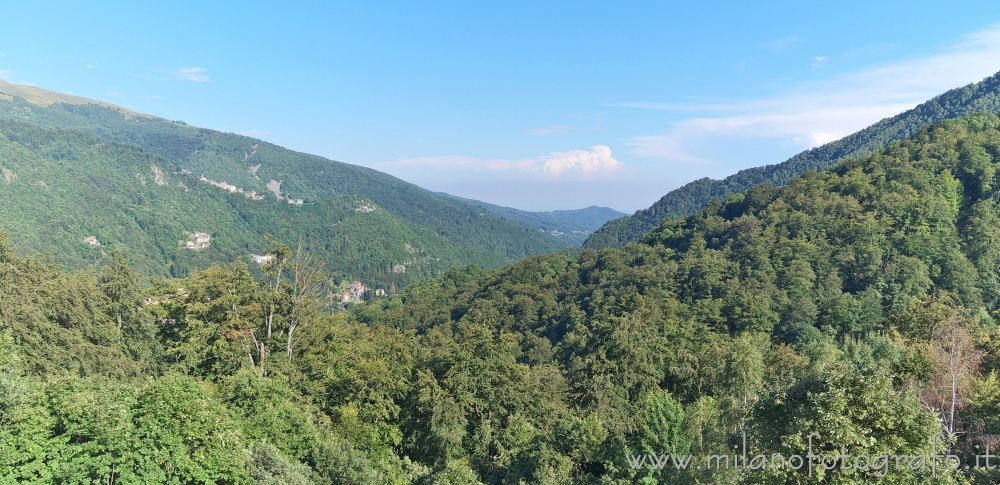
[5,114,1000,482]
[344,113,1000,482]
[0,82,569,285]
[584,69,1000,249]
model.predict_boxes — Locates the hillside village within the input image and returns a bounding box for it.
[183,231,211,250]
[333,280,389,304]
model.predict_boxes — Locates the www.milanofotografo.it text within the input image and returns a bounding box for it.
[626,433,998,478]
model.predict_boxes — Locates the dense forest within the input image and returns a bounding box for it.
[585,69,1000,250]
[4,114,1000,483]
[0,84,570,288]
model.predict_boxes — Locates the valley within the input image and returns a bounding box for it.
[3,9,1000,481]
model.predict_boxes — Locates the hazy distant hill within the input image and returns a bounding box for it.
[584,70,1000,249]
[0,81,570,286]
[439,192,625,245]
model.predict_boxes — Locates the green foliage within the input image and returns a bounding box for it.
[0,233,138,377]
[754,360,955,484]
[351,113,1000,482]
[9,107,1000,482]
[251,441,314,485]
[628,389,688,483]
[129,374,252,482]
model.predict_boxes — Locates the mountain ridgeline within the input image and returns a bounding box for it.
[6,114,1000,482]
[440,192,625,245]
[584,70,1000,249]
[0,81,571,287]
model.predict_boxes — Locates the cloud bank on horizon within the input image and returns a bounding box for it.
[385,145,623,179]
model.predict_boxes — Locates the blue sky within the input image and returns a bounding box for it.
[3,2,1000,211]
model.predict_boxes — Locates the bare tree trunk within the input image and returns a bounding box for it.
[921,310,980,440]
[949,329,958,436]
[285,240,324,360]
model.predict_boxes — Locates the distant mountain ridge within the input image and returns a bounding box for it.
[547,206,626,231]
[438,193,625,245]
[0,82,571,287]
[584,70,1000,249]
[0,79,153,116]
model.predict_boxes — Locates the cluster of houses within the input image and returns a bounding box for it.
[341,281,367,303]
[185,232,211,250]
[339,280,389,303]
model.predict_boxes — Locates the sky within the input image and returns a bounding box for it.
[3,2,1000,212]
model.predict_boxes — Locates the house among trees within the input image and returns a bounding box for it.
[83,236,99,246]
[251,254,276,265]
[185,231,211,250]
[339,281,368,303]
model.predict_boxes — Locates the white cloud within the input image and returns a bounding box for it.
[386,145,623,179]
[152,67,210,82]
[542,145,622,177]
[623,23,1000,165]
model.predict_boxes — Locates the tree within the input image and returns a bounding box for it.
[627,388,688,483]
[284,240,326,360]
[721,333,767,463]
[261,235,291,341]
[919,310,981,438]
[755,359,959,484]
[129,374,252,482]
[98,250,142,333]
[99,250,158,364]
[167,262,262,378]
